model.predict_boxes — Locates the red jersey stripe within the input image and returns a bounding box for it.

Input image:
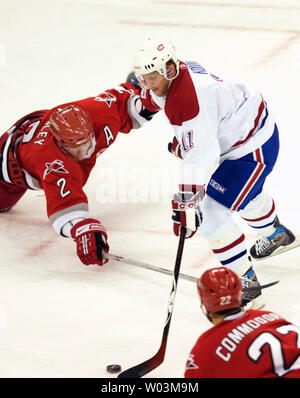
[212,233,245,254]
[242,199,275,222]
[232,159,265,211]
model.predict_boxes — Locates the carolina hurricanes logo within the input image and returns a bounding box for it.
[185,354,198,370]
[94,92,117,108]
[43,159,69,179]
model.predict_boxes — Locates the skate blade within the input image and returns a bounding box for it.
[252,239,300,261]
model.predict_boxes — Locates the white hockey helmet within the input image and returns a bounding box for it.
[133,37,180,81]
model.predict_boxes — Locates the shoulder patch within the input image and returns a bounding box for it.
[185,354,199,370]
[43,159,69,179]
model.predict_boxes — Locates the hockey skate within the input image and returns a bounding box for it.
[240,265,264,310]
[250,217,299,260]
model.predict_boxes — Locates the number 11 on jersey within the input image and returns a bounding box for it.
[181,130,194,152]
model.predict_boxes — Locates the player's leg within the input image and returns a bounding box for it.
[0,180,27,212]
[0,131,27,212]
[202,133,281,305]
[199,197,261,306]
[239,191,296,259]
[199,197,247,274]
[236,126,296,259]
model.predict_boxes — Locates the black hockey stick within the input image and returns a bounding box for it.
[118,227,187,378]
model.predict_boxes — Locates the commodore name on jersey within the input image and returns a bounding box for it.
[216,312,281,362]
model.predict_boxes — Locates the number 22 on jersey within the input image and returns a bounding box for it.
[248,325,300,377]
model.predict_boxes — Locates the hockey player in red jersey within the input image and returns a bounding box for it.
[184,266,300,378]
[0,81,155,266]
[132,36,298,306]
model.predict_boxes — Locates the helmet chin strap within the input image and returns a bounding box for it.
[165,64,179,81]
[57,142,69,156]
[81,136,96,160]
[200,304,213,323]
[56,135,96,161]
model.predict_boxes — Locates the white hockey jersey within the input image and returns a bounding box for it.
[141,61,275,189]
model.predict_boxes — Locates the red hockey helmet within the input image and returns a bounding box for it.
[49,105,94,148]
[197,267,242,313]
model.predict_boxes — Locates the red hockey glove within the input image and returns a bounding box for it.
[70,218,109,266]
[172,190,203,238]
[168,136,183,160]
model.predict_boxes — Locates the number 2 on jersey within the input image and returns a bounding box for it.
[57,178,71,198]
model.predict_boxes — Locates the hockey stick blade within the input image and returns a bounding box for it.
[244,280,279,292]
[118,228,186,378]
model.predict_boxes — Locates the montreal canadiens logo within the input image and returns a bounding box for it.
[157,44,164,51]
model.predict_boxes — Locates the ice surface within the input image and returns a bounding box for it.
[0,0,300,378]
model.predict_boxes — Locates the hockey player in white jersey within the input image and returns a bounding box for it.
[132,37,298,305]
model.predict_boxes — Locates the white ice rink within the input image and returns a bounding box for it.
[0,0,300,379]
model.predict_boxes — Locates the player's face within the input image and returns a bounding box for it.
[62,136,96,161]
[139,71,170,97]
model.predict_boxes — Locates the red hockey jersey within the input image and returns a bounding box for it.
[0,83,138,234]
[184,309,300,378]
